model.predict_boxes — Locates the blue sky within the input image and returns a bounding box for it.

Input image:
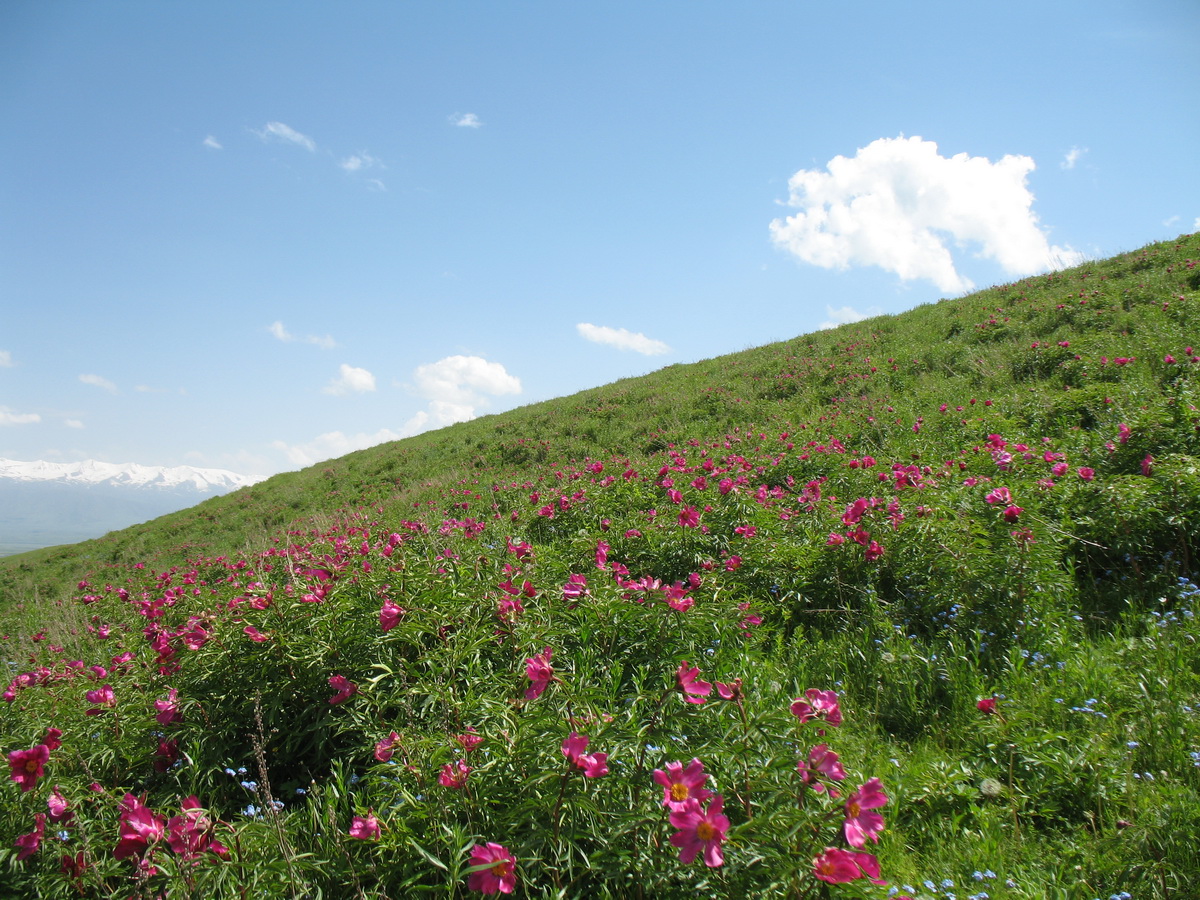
[2,1,1197,479]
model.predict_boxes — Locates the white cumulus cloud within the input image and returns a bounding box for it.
[576,323,671,355]
[770,135,1084,294]
[0,406,40,426]
[323,364,377,396]
[818,305,882,331]
[256,121,316,152]
[272,428,403,468]
[451,112,483,128]
[79,374,118,393]
[338,152,382,173]
[410,355,521,426]
[268,321,336,349]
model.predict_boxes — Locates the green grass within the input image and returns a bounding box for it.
[0,233,1197,898]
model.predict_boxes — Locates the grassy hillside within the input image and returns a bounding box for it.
[1,234,1198,898]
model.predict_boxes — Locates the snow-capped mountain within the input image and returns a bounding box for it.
[0,458,255,492]
[0,459,258,557]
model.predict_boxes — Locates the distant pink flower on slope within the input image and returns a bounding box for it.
[524,647,554,700]
[676,662,712,704]
[155,688,182,726]
[843,777,888,848]
[114,794,166,860]
[456,727,484,753]
[669,794,730,867]
[168,796,229,859]
[797,743,846,789]
[467,842,517,894]
[653,758,712,811]
[48,787,73,825]
[561,732,609,778]
[328,675,358,705]
[438,760,471,788]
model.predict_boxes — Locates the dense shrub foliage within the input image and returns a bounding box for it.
[2,235,1199,897]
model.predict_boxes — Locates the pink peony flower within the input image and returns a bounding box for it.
[8,744,50,792]
[467,842,517,894]
[438,759,471,788]
[668,794,730,867]
[524,647,554,700]
[243,625,271,642]
[812,847,886,884]
[456,727,484,753]
[1078,467,1095,482]
[328,674,358,705]
[561,732,609,778]
[843,777,888,847]
[797,743,846,788]
[653,758,712,811]
[379,598,405,632]
[675,661,712,704]
[349,813,381,840]
[48,787,73,825]
[375,731,400,762]
[168,796,228,859]
[15,813,45,860]
[155,688,182,726]
[114,793,166,860]
[977,697,998,714]
[790,689,842,727]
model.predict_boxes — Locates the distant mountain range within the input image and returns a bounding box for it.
[0,459,256,556]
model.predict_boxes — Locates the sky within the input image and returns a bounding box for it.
[1,1,1197,480]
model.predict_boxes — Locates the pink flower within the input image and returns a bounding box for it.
[843,777,888,847]
[155,688,182,726]
[1002,505,1023,523]
[797,743,845,788]
[153,737,180,773]
[42,728,62,751]
[561,732,609,778]
[48,787,73,825]
[379,598,405,632]
[349,813,381,840]
[328,674,358,705]
[653,758,712,811]
[375,731,400,762]
[716,678,742,702]
[114,793,166,860]
[1142,454,1154,476]
[168,796,228,859]
[8,744,50,792]
[438,759,471,788]
[677,506,700,528]
[790,689,842,727]
[1118,423,1131,444]
[85,684,115,711]
[243,625,271,642]
[864,540,884,561]
[812,847,886,884]
[562,574,588,602]
[467,842,517,894]
[456,727,484,753]
[524,647,554,700]
[977,697,998,714]
[1078,467,1095,482]
[15,813,45,860]
[668,794,730,867]
[676,662,712,704]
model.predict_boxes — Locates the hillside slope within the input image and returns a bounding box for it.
[0,234,1197,898]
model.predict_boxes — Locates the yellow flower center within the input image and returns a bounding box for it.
[848,801,861,818]
[491,860,514,879]
[670,783,690,802]
[696,821,717,841]
[24,759,40,773]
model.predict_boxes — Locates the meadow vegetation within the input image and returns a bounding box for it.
[1,234,1198,898]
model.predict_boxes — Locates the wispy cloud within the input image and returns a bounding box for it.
[818,304,882,330]
[79,374,118,394]
[323,364,377,396]
[576,323,671,355]
[268,321,337,350]
[0,407,40,426]
[256,121,316,152]
[451,112,483,128]
[338,152,382,173]
[203,135,223,150]
[0,350,13,367]
[64,419,84,429]
[1061,146,1087,170]
[770,135,1084,294]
